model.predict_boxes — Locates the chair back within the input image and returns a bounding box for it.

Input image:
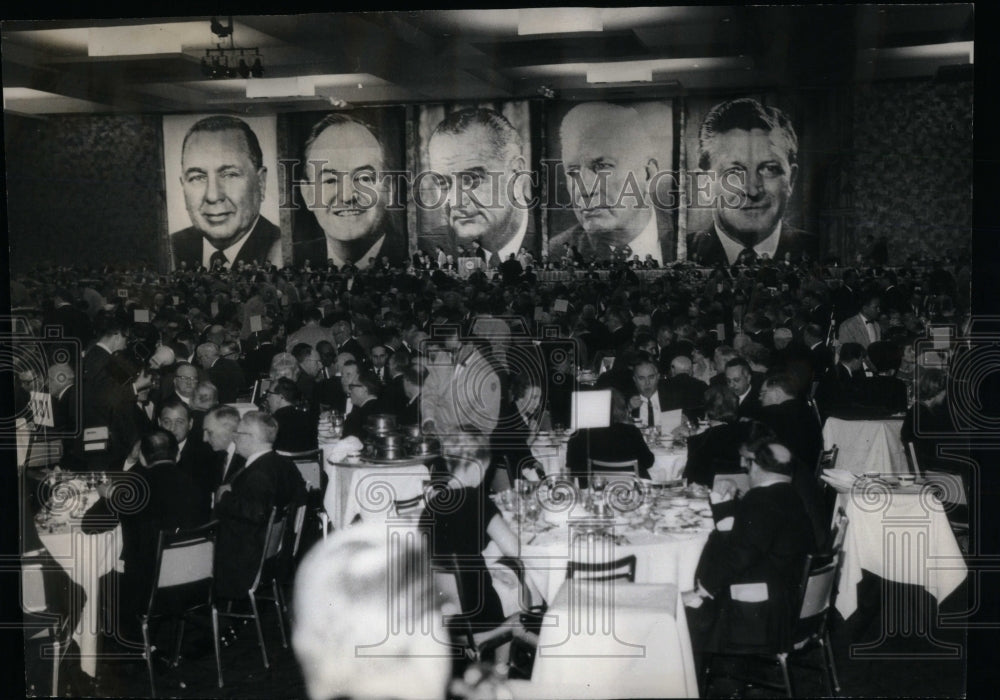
[277,449,323,492]
[830,507,849,553]
[251,507,288,591]
[566,554,637,583]
[791,514,848,650]
[392,493,426,520]
[905,441,924,478]
[290,503,308,558]
[146,521,218,617]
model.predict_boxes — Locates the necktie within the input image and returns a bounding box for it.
[647,398,655,427]
[739,247,758,265]
[210,250,228,270]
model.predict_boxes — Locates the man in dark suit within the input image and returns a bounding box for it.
[755,374,823,473]
[684,441,817,656]
[426,108,539,264]
[113,429,209,643]
[341,373,384,441]
[725,358,762,419]
[685,98,817,266]
[815,342,867,417]
[661,355,709,416]
[266,377,318,453]
[627,359,671,429]
[159,399,219,516]
[331,318,370,372]
[293,113,408,269]
[196,342,245,404]
[202,405,244,489]
[43,287,92,348]
[857,341,908,415]
[549,102,676,265]
[214,412,306,601]
[170,116,281,270]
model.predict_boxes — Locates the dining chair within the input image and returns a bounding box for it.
[276,449,323,492]
[701,524,849,698]
[391,492,426,520]
[433,553,538,666]
[565,554,637,583]
[815,445,839,480]
[216,506,291,668]
[16,548,76,696]
[588,458,640,475]
[140,521,223,696]
[904,441,970,551]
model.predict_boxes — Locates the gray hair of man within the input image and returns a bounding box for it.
[239,410,279,449]
[292,522,448,700]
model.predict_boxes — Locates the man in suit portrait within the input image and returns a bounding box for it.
[426,108,536,267]
[296,114,406,269]
[550,102,675,265]
[171,116,281,270]
[686,98,817,266]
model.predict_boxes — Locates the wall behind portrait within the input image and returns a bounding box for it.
[6,113,166,272]
[413,100,538,260]
[546,99,675,263]
[284,107,406,268]
[162,114,281,268]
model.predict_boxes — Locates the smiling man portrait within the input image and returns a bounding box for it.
[170,115,281,270]
[686,97,817,266]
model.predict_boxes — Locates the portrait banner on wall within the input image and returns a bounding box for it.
[681,95,815,267]
[546,99,675,266]
[163,114,282,271]
[286,107,407,270]
[414,100,540,268]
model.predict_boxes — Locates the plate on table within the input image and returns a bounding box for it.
[332,453,439,467]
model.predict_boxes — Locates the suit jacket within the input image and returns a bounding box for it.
[44,303,92,348]
[171,216,281,271]
[737,389,762,420]
[342,397,384,441]
[293,225,409,268]
[565,423,654,486]
[858,376,908,415]
[214,451,306,599]
[208,358,246,403]
[837,313,880,349]
[685,225,817,267]
[272,405,318,453]
[661,374,709,414]
[814,363,866,417]
[177,437,220,517]
[683,421,746,487]
[695,482,817,653]
[755,399,823,471]
[549,209,676,264]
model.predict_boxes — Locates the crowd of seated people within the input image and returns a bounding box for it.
[10,245,971,692]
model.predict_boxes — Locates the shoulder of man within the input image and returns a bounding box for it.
[170,227,202,266]
[685,227,726,265]
[235,217,282,263]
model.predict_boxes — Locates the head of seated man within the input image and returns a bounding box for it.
[292,522,448,700]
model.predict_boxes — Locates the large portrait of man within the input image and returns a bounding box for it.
[415,101,539,264]
[686,97,817,266]
[163,114,282,270]
[291,108,407,269]
[548,100,676,265]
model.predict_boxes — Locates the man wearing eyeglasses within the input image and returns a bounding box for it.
[159,398,217,514]
[341,373,383,441]
[161,361,200,409]
[214,411,306,601]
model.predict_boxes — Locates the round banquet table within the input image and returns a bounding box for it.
[530,434,688,483]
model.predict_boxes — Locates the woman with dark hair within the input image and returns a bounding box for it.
[683,386,747,487]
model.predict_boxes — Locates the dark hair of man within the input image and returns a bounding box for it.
[743,343,772,368]
[291,342,315,363]
[271,376,302,403]
[388,349,411,374]
[354,372,380,398]
[303,307,323,324]
[94,311,129,341]
[141,429,179,465]
[839,342,866,364]
[160,397,191,419]
[430,107,522,163]
[401,365,428,389]
[183,115,263,171]
[917,367,948,402]
[866,340,902,373]
[724,357,752,375]
[698,98,798,171]
[753,441,795,476]
[803,323,825,344]
[704,385,739,423]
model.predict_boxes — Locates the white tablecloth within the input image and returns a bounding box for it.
[36,482,123,678]
[835,487,967,619]
[321,446,430,527]
[823,417,907,475]
[524,581,699,698]
[531,438,687,483]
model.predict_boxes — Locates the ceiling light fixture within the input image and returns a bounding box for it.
[586,62,653,84]
[202,16,263,80]
[518,8,603,35]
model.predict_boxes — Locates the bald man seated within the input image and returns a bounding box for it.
[660,355,709,418]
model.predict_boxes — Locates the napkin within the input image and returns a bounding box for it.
[324,437,364,466]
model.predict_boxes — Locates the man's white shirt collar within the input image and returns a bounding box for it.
[738,386,752,404]
[492,216,529,264]
[327,234,386,271]
[613,209,660,264]
[716,221,782,266]
[201,216,259,269]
